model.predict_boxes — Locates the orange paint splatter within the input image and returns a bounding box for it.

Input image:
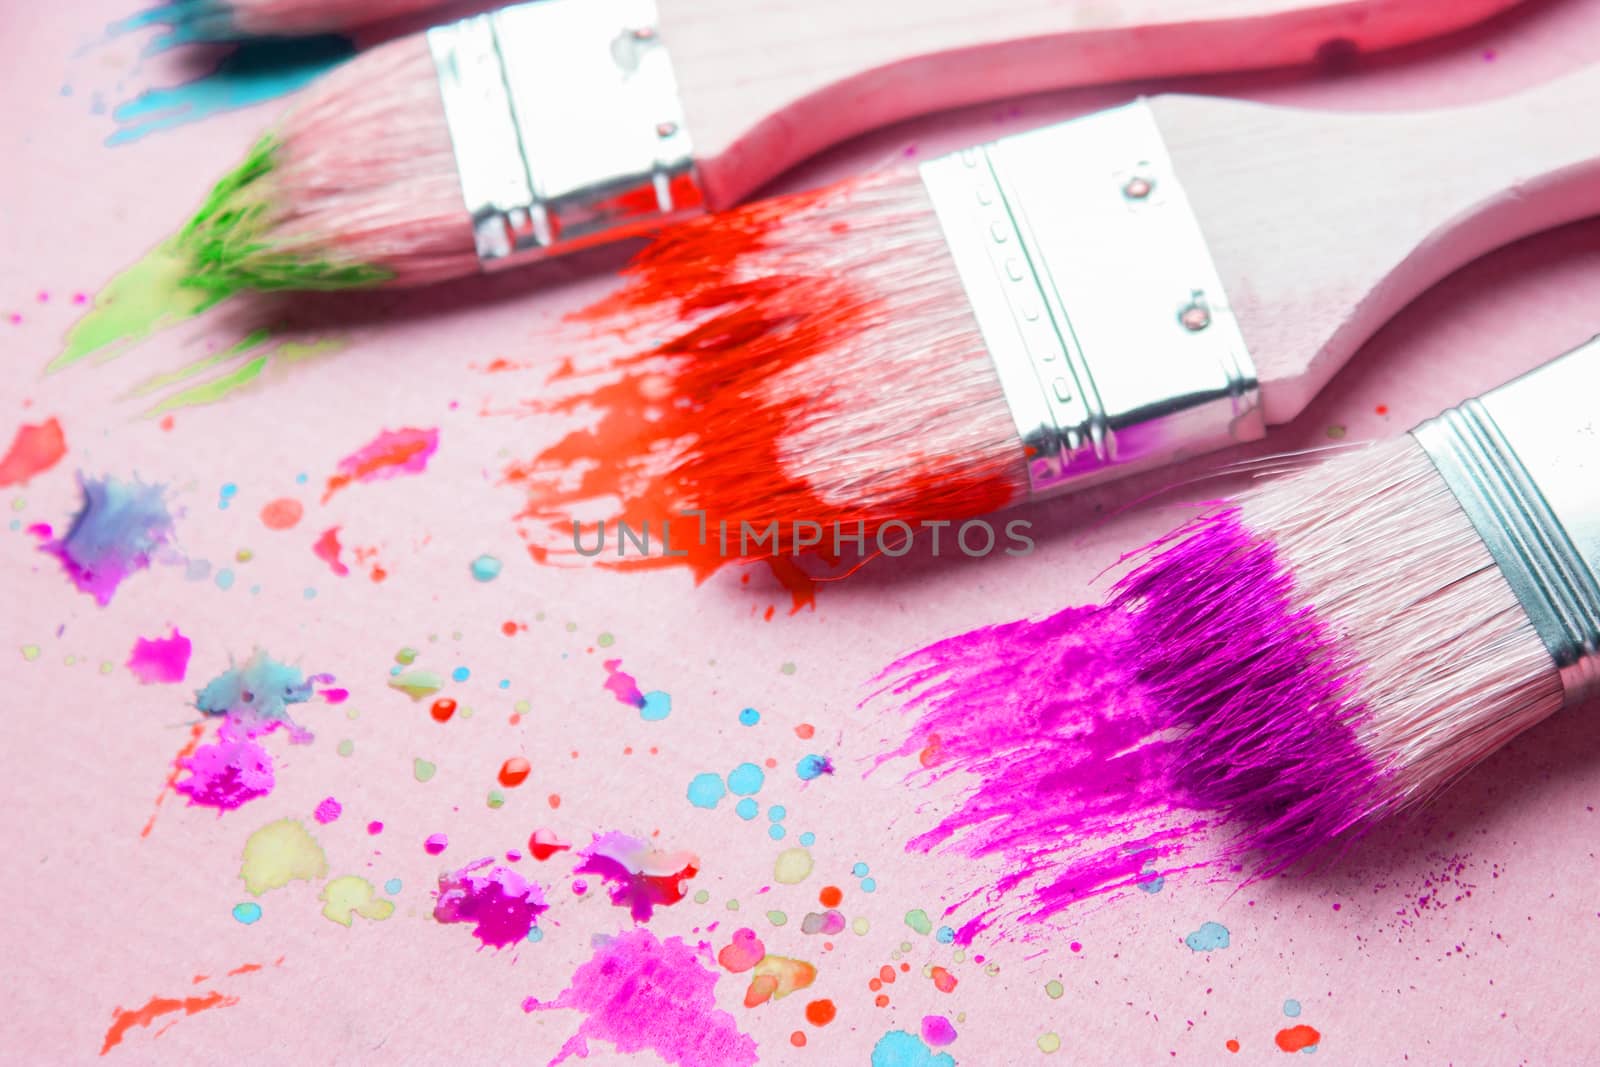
[804,999,836,1026]
[879,965,896,984]
[918,733,943,768]
[790,1031,807,1047]
[548,793,561,809]
[868,978,882,992]
[502,620,519,636]
[795,723,815,740]
[430,698,456,722]
[1275,1026,1321,1052]
[101,991,239,1054]
[1226,1039,1241,1053]
[930,966,958,993]
[322,427,439,502]
[226,963,262,977]
[0,417,66,486]
[259,497,304,530]
[499,757,531,787]
[140,722,206,838]
[874,994,889,1008]
[744,974,780,1008]
[819,886,842,908]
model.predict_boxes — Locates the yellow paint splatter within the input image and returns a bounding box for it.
[1038,1032,1061,1054]
[240,819,327,895]
[319,876,395,926]
[773,847,813,884]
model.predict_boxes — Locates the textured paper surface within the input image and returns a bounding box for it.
[5,1,1600,1062]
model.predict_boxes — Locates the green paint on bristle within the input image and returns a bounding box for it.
[177,134,394,293]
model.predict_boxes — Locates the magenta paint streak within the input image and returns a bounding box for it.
[323,427,439,502]
[434,858,548,949]
[523,929,758,1067]
[173,719,276,812]
[602,659,645,707]
[573,831,700,923]
[42,472,175,605]
[126,628,192,684]
[312,526,349,577]
[1108,507,1384,868]
[320,687,349,704]
[313,796,342,824]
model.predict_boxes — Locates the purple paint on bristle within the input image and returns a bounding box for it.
[434,858,548,948]
[523,928,758,1067]
[1110,508,1386,870]
[43,473,175,605]
[873,606,1209,942]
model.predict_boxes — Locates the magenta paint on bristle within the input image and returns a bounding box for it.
[1110,507,1387,869]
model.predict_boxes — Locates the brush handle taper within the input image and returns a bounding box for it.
[671,0,1526,206]
[1155,62,1600,426]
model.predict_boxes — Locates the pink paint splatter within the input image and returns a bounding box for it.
[173,720,276,813]
[602,659,645,707]
[313,797,342,824]
[574,831,700,922]
[523,929,758,1067]
[922,1015,958,1046]
[424,833,448,855]
[0,417,66,486]
[799,910,846,936]
[126,628,192,684]
[322,427,439,502]
[434,858,548,949]
[312,527,349,577]
[43,473,175,605]
[320,687,349,704]
[716,929,766,973]
[367,821,383,835]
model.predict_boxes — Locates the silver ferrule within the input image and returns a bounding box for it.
[918,101,1263,499]
[1413,335,1600,704]
[427,0,706,269]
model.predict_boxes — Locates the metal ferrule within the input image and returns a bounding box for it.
[1413,335,1600,704]
[428,0,706,269]
[918,101,1263,499]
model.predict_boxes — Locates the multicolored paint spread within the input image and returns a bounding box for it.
[126,628,192,684]
[195,650,328,737]
[323,427,439,502]
[573,832,700,922]
[42,473,175,605]
[0,418,67,486]
[173,719,275,812]
[433,859,548,949]
[523,929,758,1067]
[871,1028,957,1067]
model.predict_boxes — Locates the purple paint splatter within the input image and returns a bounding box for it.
[126,628,192,684]
[433,858,548,948]
[602,659,645,707]
[173,718,277,812]
[42,473,175,605]
[523,928,758,1067]
[573,831,700,923]
[313,796,342,824]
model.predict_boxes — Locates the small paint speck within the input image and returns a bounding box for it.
[215,568,235,590]
[768,805,787,822]
[232,902,262,925]
[639,691,671,721]
[487,789,505,809]
[1284,999,1302,1017]
[413,758,437,782]
[452,666,470,682]
[735,798,759,820]
[738,707,760,726]
[851,862,869,876]
[768,825,785,840]
[799,832,815,847]
[767,910,787,926]
[1184,921,1230,952]
[687,773,726,809]
[367,821,383,835]
[861,878,877,892]
[425,833,449,855]
[935,926,954,944]
[336,739,354,757]
[1045,979,1063,999]
[774,847,814,885]
[597,632,615,647]
[905,909,932,935]
[1038,1031,1061,1054]
[384,878,402,894]
[499,756,531,787]
[1325,424,1346,440]
[470,554,502,582]
[780,662,796,675]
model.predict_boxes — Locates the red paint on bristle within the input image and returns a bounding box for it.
[504,170,1026,586]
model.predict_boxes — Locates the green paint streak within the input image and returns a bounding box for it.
[51,240,228,372]
[133,335,345,417]
[127,330,272,397]
[144,356,270,417]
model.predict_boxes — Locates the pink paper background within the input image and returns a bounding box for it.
[6,0,1600,1062]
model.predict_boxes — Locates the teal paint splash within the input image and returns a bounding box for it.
[42,473,175,605]
[196,649,330,732]
[1183,921,1230,951]
[108,36,354,146]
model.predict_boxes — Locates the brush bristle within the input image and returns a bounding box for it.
[155,0,446,40]
[1114,436,1563,863]
[507,168,1029,573]
[178,33,476,292]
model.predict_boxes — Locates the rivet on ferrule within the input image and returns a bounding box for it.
[428,0,707,270]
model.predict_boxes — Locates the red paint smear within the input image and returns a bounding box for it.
[323,427,439,502]
[500,171,1024,590]
[0,418,66,486]
[528,828,571,860]
[259,497,304,530]
[100,991,238,1055]
[1275,1025,1321,1052]
[140,722,206,839]
[312,526,349,576]
[499,757,531,787]
[602,659,645,707]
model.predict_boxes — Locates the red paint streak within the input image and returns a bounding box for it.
[499,757,531,787]
[259,497,304,530]
[226,963,262,977]
[100,991,238,1055]
[1275,1025,1321,1052]
[322,427,439,502]
[500,171,1023,589]
[139,722,206,839]
[0,417,66,486]
[312,526,349,576]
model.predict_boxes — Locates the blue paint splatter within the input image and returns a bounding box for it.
[1139,861,1166,894]
[526,926,544,943]
[196,649,324,722]
[215,567,235,590]
[738,707,760,726]
[1184,921,1231,952]
[768,825,786,841]
[108,36,355,146]
[735,798,759,821]
[799,832,816,847]
[218,482,237,509]
[860,878,877,893]
[452,666,471,683]
[796,754,832,780]
[232,902,262,924]
[383,878,402,895]
[935,926,955,944]
[727,763,765,796]
[639,691,671,721]
[1284,999,1302,1017]
[871,1029,955,1067]
[42,473,175,606]
[687,773,725,809]
[470,554,502,582]
[768,805,787,823]
[852,862,869,877]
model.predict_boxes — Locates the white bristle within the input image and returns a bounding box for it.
[1241,435,1564,811]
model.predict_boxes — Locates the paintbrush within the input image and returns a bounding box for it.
[171,0,1530,291]
[503,64,1600,574]
[145,0,448,40]
[1096,333,1600,862]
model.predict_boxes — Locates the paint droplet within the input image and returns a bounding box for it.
[384,878,403,894]
[367,821,383,835]
[452,666,470,683]
[1284,999,1302,1017]
[1045,979,1063,999]
[487,789,505,809]
[728,762,765,796]
[259,498,303,530]
[774,847,814,884]
[425,833,449,855]
[1038,1032,1061,1054]
[430,698,456,722]
[500,756,531,787]
[905,909,932,935]
[687,773,726,808]
[780,661,796,675]
[413,758,437,782]
[922,1015,958,1047]
[735,798,758,820]
[819,886,842,908]
[795,723,815,739]
[639,690,671,721]
[1226,1038,1240,1053]
[796,754,831,780]
[390,670,444,700]
[21,645,40,661]
[805,999,836,1026]
[738,707,760,726]
[1184,921,1230,952]
[790,1031,806,1048]
[1275,1025,1321,1053]
[470,554,503,581]
[1325,424,1347,440]
[231,902,262,925]
[397,647,418,665]
[337,739,354,757]
[852,917,869,935]
[930,966,957,993]
[313,797,342,824]
[766,910,787,926]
